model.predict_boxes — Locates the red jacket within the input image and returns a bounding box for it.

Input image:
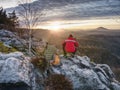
[63,37,79,53]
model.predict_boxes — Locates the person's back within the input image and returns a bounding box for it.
[63,34,79,57]
[65,37,76,53]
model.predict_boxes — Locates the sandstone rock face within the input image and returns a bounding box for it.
[0,52,120,90]
[0,29,24,48]
[0,29,46,55]
[51,56,120,90]
[0,52,44,90]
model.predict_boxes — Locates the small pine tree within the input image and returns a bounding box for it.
[0,7,8,27]
[8,10,19,30]
[0,7,19,31]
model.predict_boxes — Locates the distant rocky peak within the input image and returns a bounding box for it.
[96,27,109,31]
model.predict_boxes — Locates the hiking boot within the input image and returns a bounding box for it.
[71,54,75,58]
[63,55,68,58]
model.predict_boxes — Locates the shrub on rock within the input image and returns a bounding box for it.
[45,74,73,90]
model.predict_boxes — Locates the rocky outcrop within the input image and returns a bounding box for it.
[0,29,24,48]
[0,52,44,90]
[0,51,120,90]
[51,56,120,90]
[0,29,46,55]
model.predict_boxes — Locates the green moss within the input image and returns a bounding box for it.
[0,42,17,53]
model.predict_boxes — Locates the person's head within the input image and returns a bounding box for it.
[68,34,73,38]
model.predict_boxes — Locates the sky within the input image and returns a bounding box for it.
[0,0,37,8]
[0,0,120,30]
[0,0,17,8]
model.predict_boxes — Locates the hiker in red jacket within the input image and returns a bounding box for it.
[62,34,79,57]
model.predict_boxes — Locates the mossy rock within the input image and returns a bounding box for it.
[0,42,17,53]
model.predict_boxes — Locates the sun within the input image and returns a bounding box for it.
[52,25,60,30]
[35,21,63,31]
[50,21,61,31]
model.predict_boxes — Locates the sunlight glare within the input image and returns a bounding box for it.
[50,21,61,31]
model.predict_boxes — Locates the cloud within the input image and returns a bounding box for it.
[42,0,120,20]
[0,0,18,8]
[0,0,37,9]
[6,0,120,22]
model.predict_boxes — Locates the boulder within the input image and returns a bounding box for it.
[0,52,44,90]
[51,56,120,90]
[0,51,120,90]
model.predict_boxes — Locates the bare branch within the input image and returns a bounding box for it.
[18,0,46,56]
